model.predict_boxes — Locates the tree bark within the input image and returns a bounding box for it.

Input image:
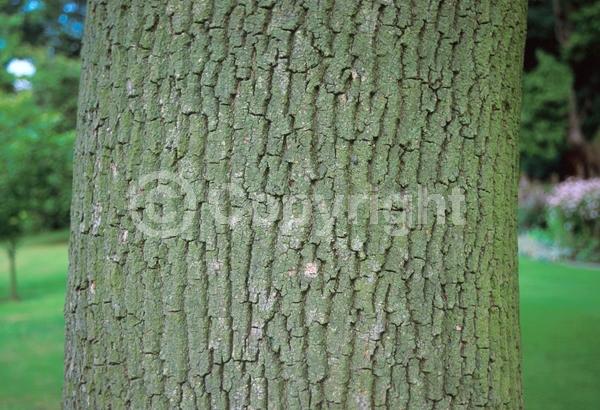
[64,1,527,409]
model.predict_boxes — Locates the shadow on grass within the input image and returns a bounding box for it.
[0,274,66,304]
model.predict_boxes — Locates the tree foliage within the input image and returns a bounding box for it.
[0,91,74,235]
[521,51,571,178]
[0,0,80,235]
[522,0,600,179]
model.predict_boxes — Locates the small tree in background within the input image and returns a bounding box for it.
[0,179,29,301]
[0,91,74,300]
[0,0,80,301]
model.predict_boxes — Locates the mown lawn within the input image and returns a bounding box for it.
[0,233,599,409]
[0,232,68,410]
[520,258,600,409]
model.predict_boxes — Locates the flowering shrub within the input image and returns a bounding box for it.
[546,178,600,220]
[545,178,600,261]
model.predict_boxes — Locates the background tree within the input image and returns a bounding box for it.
[0,172,27,300]
[520,51,571,178]
[522,0,600,179]
[0,91,73,299]
[0,0,81,299]
[65,1,527,408]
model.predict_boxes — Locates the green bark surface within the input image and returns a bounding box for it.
[64,1,527,408]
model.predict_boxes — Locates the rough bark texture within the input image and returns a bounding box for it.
[64,1,527,409]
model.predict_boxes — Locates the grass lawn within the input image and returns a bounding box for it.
[0,232,68,410]
[520,258,600,410]
[0,233,599,409]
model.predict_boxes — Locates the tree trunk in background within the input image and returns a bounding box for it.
[7,240,18,300]
[64,1,527,408]
[552,0,600,178]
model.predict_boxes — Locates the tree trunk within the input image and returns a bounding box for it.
[7,240,18,301]
[65,1,527,409]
